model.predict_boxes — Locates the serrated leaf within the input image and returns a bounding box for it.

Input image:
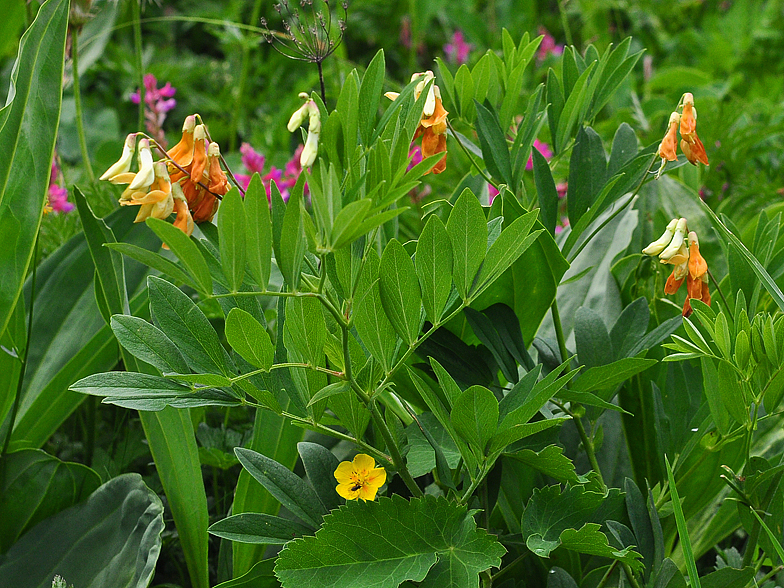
[505,444,579,483]
[275,495,505,588]
[225,308,274,371]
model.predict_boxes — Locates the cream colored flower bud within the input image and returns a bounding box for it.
[300,128,320,168]
[307,101,321,134]
[659,218,689,261]
[384,91,400,101]
[99,133,137,182]
[182,114,196,133]
[207,142,221,158]
[153,160,169,181]
[193,124,207,142]
[287,101,310,132]
[643,218,679,256]
[128,139,155,190]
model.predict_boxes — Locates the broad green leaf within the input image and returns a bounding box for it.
[506,445,579,483]
[523,484,642,570]
[0,474,163,588]
[464,307,518,383]
[718,360,749,425]
[148,275,235,376]
[609,297,650,360]
[74,188,129,318]
[379,239,422,346]
[416,215,453,324]
[473,211,540,299]
[145,218,212,294]
[329,198,371,250]
[354,251,398,373]
[474,101,512,186]
[284,296,327,368]
[225,308,274,371]
[532,147,558,235]
[307,382,349,407]
[244,173,272,290]
[546,68,564,153]
[588,40,643,120]
[455,64,474,118]
[297,441,343,513]
[218,187,247,292]
[275,495,506,588]
[110,314,190,374]
[567,126,607,227]
[608,123,639,176]
[235,447,325,529]
[451,385,498,456]
[447,189,487,300]
[0,449,101,552]
[208,513,311,544]
[358,49,385,145]
[0,0,68,338]
[489,417,568,455]
[217,559,278,588]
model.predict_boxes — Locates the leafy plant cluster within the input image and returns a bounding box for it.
[3,1,784,588]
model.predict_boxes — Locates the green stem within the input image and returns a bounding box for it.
[741,447,783,568]
[132,1,145,132]
[370,405,423,497]
[446,120,499,190]
[707,267,730,313]
[228,0,264,152]
[491,552,528,583]
[70,29,95,183]
[621,562,643,588]
[317,60,327,106]
[594,561,619,588]
[551,300,606,488]
[2,235,39,457]
[460,464,486,503]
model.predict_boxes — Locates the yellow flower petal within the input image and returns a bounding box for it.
[336,482,360,500]
[334,461,356,484]
[352,453,376,473]
[365,467,386,489]
[358,484,378,501]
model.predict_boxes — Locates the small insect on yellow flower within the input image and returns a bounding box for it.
[334,454,386,501]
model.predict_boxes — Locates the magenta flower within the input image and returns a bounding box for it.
[555,216,570,235]
[488,184,499,204]
[240,142,266,175]
[537,27,563,62]
[407,144,423,171]
[444,30,472,65]
[236,143,309,201]
[556,182,568,199]
[130,74,177,147]
[526,139,553,170]
[47,157,73,213]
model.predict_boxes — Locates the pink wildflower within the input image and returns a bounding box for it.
[488,184,499,204]
[240,143,266,175]
[556,182,568,198]
[47,157,73,213]
[407,145,423,171]
[555,216,570,235]
[526,139,553,170]
[537,27,563,62]
[236,143,308,201]
[444,30,472,65]
[130,74,177,147]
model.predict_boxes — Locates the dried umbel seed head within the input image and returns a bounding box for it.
[261,0,348,64]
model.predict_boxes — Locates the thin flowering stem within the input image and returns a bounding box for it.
[149,139,225,200]
[132,0,145,132]
[446,120,499,189]
[70,30,95,183]
[197,119,247,196]
[707,267,730,313]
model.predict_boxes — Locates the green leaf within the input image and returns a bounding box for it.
[523,484,642,570]
[244,174,272,290]
[225,308,274,371]
[107,242,196,289]
[358,49,385,145]
[298,441,343,513]
[110,314,190,375]
[0,449,101,552]
[451,385,499,456]
[145,218,212,294]
[354,251,398,373]
[284,296,327,368]
[218,187,247,292]
[699,567,755,588]
[474,101,513,185]
[74,188,129,319]
[546,68,564,153]
[455,64,475,118]
[574,306,613,369]
[567,126,607,227]
[532,147,558,235]
[235,447,325,529]
[473,211,540,299]
[447,189,487,300]
[330,198,372,250]
[665,457,701,588]
[571,358,658,396]
[718,360,749,425]
[148,275,235,376]
[555,63,596,153]
[379,239,422,346]
[464,307,518,384]
[0,0,68,338]
[307,382,349,407]
[506,444,579,483]
[208,513,311,544]
[277,176,306,290]
[217,559,278,588]
[0,474,163,588]
[608,123,639,176]
[275,495,506,588]
[415,215,453,324]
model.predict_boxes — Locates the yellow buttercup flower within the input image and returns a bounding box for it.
[334,454,386,501]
